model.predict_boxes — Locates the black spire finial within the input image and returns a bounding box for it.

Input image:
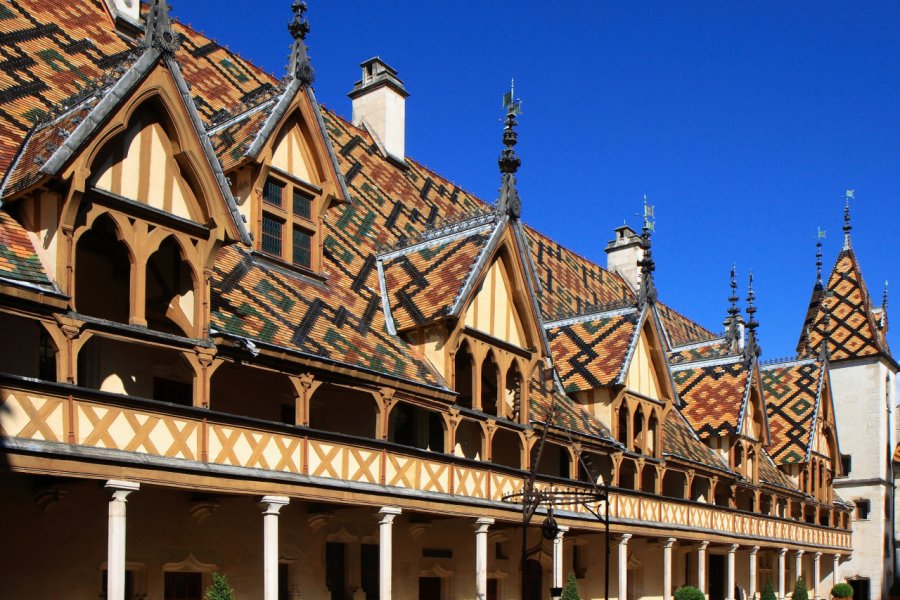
[143,0,181,55]
[637,197,657,306]
[725,264,744,346]
[843,190,854,250]
[497,80,522,219]
[728,264,740,320]
[287,1,315,86]
[819,309,832,361]
[744,270,761,362]
[815,228,826,290]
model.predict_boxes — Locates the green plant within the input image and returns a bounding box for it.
[561,572,580,600]
[761,577,777,600]
[674,586,705,600]
[205,573,235,600]
[793,578,809,600]
[831,583,853,599]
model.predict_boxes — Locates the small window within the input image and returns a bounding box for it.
[38,328,56,381]
[263,177,285,207]
[293,189,312,219]
[262,214,283,256]
[855,499,870,520]
[292,227,312,268]
[840,454,852,476]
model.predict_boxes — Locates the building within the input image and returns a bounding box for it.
[0,1,885,599]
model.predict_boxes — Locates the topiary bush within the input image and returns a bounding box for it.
[674,586,705,600]
[831,583,853,599]
[761,577,777,600]
[205,573,235,600]
[561,572,581,600]
[793,578,809,600]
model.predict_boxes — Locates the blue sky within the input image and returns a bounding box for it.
[175,1,900,358]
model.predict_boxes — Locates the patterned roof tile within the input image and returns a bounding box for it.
[0,209,49,284]
[761,360,821,465]
[662,410,731,473]
[657,302,719,348]
[674,358,749,439]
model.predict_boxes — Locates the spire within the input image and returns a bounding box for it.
[881,280,889,330]
[287,1,315,86]
[744,270,761,362]
[497,80,522,219]
[637,196,657,306]
[815,228,826,290]
[724,264,744,347]
[819,310,832,361]
[842,189,854,250]
[143,0,181,55]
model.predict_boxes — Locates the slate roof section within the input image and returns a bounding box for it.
[761,358,822,465]
[673,356,751,439]
[798,247,891,361]
[379,223,495,331]
[662,409,732,474]
[546,308,640,393]
[0,210,49,284]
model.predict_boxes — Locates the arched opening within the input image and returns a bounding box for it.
[454,342,474,409]
[691,477,710,503]
[713,481,732,507]
[481,352,500,416]
[146,237,196,336]
[747,448,757,482]
[454,419,483,460]
[309,384,378,439]
[618,459,637,490]
[524,559,543,600]
[388,402,444,452]
[733,444,745,476]
[75,215,130,323]
[736,487,755,512]
[491,428,522,469]
[640,464,658,493]
[617,405,629,448]
[632,405,645,453]
[579,452,613,485]
[647,410,659,456]
[77,336,192,404]
[210,362,295,423]
[536,442,570,479]
[0,313,56,380]
[661,469,687,499]
[504,361,523,421]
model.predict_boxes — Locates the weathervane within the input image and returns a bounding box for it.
[637,196,657,306]
[497,79,522,219]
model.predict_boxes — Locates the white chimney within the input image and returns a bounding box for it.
[604,225,643,292]
[105,0,140,25]
[348,58,409,164]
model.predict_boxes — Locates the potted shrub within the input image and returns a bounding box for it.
[761,578,777,600]
[831,583,853,600]
[674,586,705,600]
[561,573,581,600]
[794,579,809,600]
[205,573,235,600]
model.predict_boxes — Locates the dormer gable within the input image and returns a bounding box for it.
[622,309,677,404]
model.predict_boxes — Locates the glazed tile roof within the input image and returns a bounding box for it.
[668,337,731,365]
[673,356,751,439]
[528,367,612,441]
[798,247,891,361]
[546,308,640,393]
[662,410,731,474]
[208,99,277,172]
[657,302,719,349]
[761,359,822,465]
[0,209,48,284]
[211,245,442,386]
[758,448,797,491]
[379,221,496,331]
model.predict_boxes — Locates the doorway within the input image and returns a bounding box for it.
[419,576,442,600]
[524,559,543,600]
[164,572,202,600]
[849,579,870,600]
[708,555,726,600]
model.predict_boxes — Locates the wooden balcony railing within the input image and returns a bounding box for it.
[0,375,851,551]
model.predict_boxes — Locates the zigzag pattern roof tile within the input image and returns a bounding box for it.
[547,311,639,392]
[761,361,820,465]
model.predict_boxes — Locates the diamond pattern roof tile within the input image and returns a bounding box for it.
[761,360,821,465]
[0,209,49,284]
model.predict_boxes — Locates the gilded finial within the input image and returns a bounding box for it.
[843,190,854,250]
[497,80,522,219]
[288,1,314,85]
[815,228,826,290]
[143,0,181,54]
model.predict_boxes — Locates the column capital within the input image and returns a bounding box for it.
[379,506,402,524]
[814,552,822,559]
[105,480,139,502]
[663,537,676,549]
[556,524,569,539]
[474,517,494,533]
[750,545,760,555]
[795,549,805,557]
[778,548,788,557]
[260,495,290,515]
[698,540,710,551]
[728,543,739,553]
[618,533,632,546]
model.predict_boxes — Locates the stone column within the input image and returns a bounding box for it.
[475,518,494,600]
[261,496,290,600]
[749,546,760,600]
[379,507,402,600]
[618,534,632,600]
[105,480,139,600]
[698,541,709,596]
[813,552,822,600]
[778,549,787,600]
[727,544,738,600]
[832,554,841,586]
[553,525,569,592]
[663,538,676,600]
[795,550,804,584]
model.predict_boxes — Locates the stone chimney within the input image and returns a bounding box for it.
[348,58,409,164]
[604,225,643,292]
[104,0,140,25]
